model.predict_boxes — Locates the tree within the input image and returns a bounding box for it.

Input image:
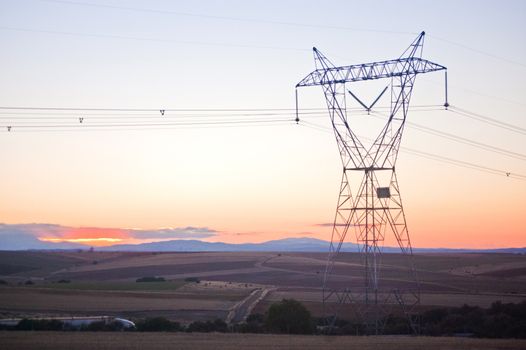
[265,299,313,334]
[186,319,227,333]
[16,319,63,331]
[135,317,180,332]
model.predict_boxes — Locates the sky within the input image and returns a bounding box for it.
[0,0,525,249]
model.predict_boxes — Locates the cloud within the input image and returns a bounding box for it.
[129,226,217,240]
[0,223,218,249]
[226,231,265,237]
[0,223,87,250]
[0,223,67,237]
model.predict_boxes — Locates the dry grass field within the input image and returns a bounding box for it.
[1,331,525,350]
[0,280,256,322]
[1,250,525,322]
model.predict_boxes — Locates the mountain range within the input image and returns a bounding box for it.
[96,237,526,254]
[1,235,524,254]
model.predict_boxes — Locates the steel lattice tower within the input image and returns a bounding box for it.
[295,32,447,334]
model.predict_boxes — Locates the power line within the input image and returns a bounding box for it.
[401,147,526,181]
[428,34,526,69]
[419,76,526,107]
[409,122,526,161]
[449,106,526,136]
[38,0,526,69]
[0,106,325,112]
[0,105,422,122]
[39,0,414,36]
[0,111,329,120]
[0,104,440,115]
[2,104,522,138]
[0,118,296,132]
[0,106,365,128]
[0,26,310,52]
[7,120,299,133]
[298,121,526,181]
[1,104,524,179]
[369,111,526,161]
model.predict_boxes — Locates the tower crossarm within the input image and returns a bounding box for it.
[296,57,446,88]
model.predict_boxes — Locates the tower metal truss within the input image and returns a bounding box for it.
[295,32,447,334]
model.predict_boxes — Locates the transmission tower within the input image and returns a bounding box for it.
[295,32,447,334]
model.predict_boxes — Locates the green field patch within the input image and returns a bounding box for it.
[41,281,186,292]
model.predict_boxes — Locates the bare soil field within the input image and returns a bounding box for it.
[1,331,525,350]
[0,281,254,322]
[1,250,525,322]
[0,286,236,311]
[264,289,525,308]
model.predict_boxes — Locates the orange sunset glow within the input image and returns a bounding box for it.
[38,227,128,246]
[0,1,524,251]
[2,3,526,349]
[40,237,123,245]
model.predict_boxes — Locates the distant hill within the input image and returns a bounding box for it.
[97,237,341,252]
[96,237,526,254]
[1,233,524,254]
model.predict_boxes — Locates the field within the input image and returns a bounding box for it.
[1,331,525,350]
[1,250,525,323]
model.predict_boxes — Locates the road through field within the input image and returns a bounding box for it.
[226,287,275,324]
[1,332,525,350]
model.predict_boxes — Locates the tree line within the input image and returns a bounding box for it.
[3,299,525,338]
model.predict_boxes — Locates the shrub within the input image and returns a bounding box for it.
[83,320,126,332]
[264,299,313,334]
[235,313,265,333]
[421,301,526,338]
[212,319,228,332]
[186,319,228,333]
[184,277,200,283]
[383,315,412,335]
[314,317,365,335]
[16,319,63,331]
[135,317,180,332]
